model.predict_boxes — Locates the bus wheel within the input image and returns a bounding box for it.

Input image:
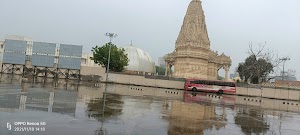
[192,87,197,92]
[218,90,224,94]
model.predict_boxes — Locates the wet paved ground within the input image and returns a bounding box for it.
[1,78,300,135]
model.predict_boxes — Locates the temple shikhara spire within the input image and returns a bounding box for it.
[176,0,210,49]
[164,0,232,80]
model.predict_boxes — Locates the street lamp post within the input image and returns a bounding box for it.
[280,57,290,81]
[102,32,117,119]
[104,33,118,83]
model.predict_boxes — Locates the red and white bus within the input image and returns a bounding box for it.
[184,78,236,94]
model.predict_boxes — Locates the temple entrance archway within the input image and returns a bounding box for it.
[218,65,229,81]
[218,68,225,80]
[165,62,174,77]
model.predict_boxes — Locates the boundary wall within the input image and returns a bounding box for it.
[236,87,300,101]
[2,73,299,101]
[102,73,185,90]
[102,73,300,101]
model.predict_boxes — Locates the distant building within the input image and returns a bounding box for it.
[122,45,156,75]
[275,80,300,87]
[80,53,105,76]
[158,57,166,67]
[0,40,4,62]
[230,67,238,79]
[81,53,100,67]
[269,76,297,83]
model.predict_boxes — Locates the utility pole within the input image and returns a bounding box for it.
[279,57,290,81]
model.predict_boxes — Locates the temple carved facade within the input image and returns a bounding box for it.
[164,0,231,80]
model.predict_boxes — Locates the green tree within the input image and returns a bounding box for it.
[92,43,129,72]
[238,55,273,84]
[235,108,269,135]
[86,93,123,121]
[156,66,166,75]
[237,43,280,84]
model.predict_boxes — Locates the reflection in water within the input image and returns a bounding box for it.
[1,75,300,135]
[86,93,123,121]
[235,107,269,135]
[0,74,104,117]
[168,99,226,135]
[0,84,78,116]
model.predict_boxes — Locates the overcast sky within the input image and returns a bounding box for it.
[0,0,299,79]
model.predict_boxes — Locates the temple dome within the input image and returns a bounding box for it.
[122,45,156,73]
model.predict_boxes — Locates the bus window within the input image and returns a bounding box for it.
[220,82,225,86]
[213,81,217,86]
[213,81,217,85]
[190,81,197,84]
[208,81,215,85]
[207,81,211,85]
[199,80,204,84]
